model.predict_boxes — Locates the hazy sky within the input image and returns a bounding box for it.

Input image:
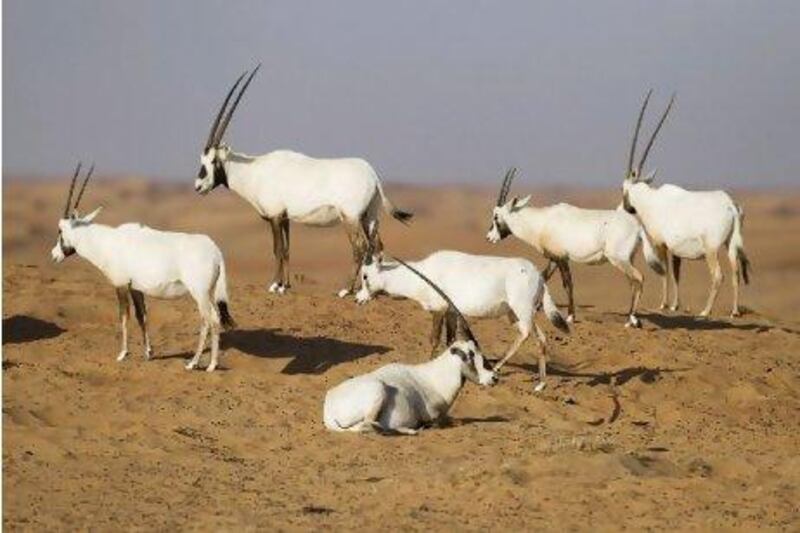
[4,1,799,187]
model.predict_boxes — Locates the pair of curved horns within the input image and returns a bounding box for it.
[627,90,675,178]
[496,167,518,206]
[63,161,95,218]
[393,257,479,348]
[204,64,262,151]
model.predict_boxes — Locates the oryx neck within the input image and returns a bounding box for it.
[69,223,116,272]
[415,353,465,407]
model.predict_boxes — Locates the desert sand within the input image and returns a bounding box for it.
[3,179,800,530]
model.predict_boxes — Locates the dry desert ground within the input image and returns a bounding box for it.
[3,179,800,530]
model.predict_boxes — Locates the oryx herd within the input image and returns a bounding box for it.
[50,67,750,435]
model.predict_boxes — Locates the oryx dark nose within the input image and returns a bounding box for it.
[198,166,207,179]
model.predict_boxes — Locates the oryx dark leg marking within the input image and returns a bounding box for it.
[542,260,558,282]
[444,312,458,346]
[280,214,291,289]
[344,220,368,294]
[130,288,153,359]
[558,260,575,320]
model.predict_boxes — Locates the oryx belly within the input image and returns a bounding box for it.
[290,205,341,226]
[133,279,189,299]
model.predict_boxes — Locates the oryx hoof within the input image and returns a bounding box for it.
[566,315,575,324]
[337,288,351,299]
[268,282,283,294]
[730,310,741,318]
[185,360,198,371]
[668,305,680,312]
[144,348,154,361]
[625,315,641,328]
[659,303,668,311]
[534,381,547,393]
[205,364,217,373]
[116,350,129,362]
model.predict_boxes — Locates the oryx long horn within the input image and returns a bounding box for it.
[73,162,95,212]
[636,92,675,175]
[214,64,261,147]
[496,167,518,206]
[627,89,653,176]
[204,70,248,151]
[63,161,82,218]
[393,257,479,347]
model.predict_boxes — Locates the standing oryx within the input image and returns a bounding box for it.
[487,168,664,328]
[621,91,751,317]
[51,164,235,372]
[195,66,412,297]
[356,242,569,390]
[324,259,497,435]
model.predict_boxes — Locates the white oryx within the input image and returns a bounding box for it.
[487,168,664,328]
[621,91,751,317]
[325,259,497,435]
[194,66,412,297]
[356,242,569,390]
[51,164,235,372]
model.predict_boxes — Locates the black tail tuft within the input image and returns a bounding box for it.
[738,250,751,285]
[218,301,236,330]
[392,208,414,224]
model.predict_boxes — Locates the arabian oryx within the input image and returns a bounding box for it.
[51,164,235,372]
[487,168,665,328]
[325,259,497,435]
[194,66,412,297]
[621,91,751,317]
[356,241,569,390]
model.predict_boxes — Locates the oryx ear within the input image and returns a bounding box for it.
[510,195,531,212]
[641,168,657,184]
[82,206,103,223]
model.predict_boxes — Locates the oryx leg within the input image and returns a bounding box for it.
[542,260,558,282]
[557,260,575,323]
[700,248,723,317]
[280,214,291,291]
[429,311,445,358]
[492,300,532,373]
[610,258,644,328]
[532,323,549,392]
[667,252,682,312]
[654,245,670,310]
[340,220,368,298]
[115,287,131,362]
[265,216,285,294]
[130,289,153,360]
[727,244,742,317]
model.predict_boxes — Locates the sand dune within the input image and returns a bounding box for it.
[3,180,800,529]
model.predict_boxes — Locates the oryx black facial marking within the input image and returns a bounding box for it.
[213,158,228,188]
[492,214,512,240]
[58,231,76,258]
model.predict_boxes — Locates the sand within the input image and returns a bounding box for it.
[3,179,800,530]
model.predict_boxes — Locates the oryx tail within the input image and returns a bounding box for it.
[729,204,750,285]
[214,259,236,330]
[542,285,570,333]
[375,173,413,224]
[640,227,666,275]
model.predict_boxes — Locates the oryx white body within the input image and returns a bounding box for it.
[487,192,663,328]
[324,340,496,434]
[195,67,410,297]
[52,212,234,372]
[356,250,569,388]
[623,181,749,316]
[619,90,750,317]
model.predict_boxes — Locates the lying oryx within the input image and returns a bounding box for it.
[356,244,569,389]
[621,91,751,317]
[324,259,497,434]
[194,66,412,297]
[487,168,664,328]
[51,164,235,372]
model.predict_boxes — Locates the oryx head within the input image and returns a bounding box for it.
[51,162,102,263]
[486,167,529,243]
[395,258,498,387]
[622,90,675,214]
[195,65,261,195]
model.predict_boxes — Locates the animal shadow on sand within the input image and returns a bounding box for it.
[636,312,771,332]
[2,315,65,345]
[511,360,686,388]
[224,328,391,375]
